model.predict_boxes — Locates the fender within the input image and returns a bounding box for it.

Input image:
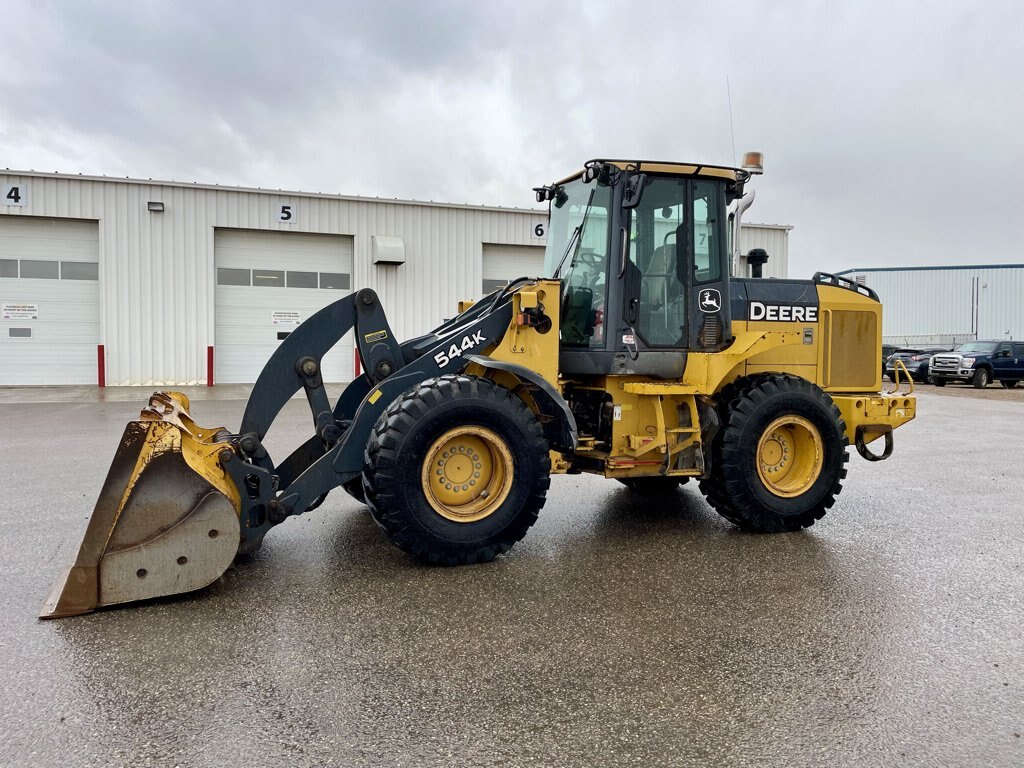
[465,354,578,453]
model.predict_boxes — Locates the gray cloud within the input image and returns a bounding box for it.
[1,0,1021,277]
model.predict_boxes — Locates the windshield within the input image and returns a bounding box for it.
[542,178,601,277]
[540,177,612,348]
[955,342,997,354]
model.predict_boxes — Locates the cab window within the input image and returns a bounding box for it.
[559,183,612,347]
[693,180,722,283]
[628,177,687,347]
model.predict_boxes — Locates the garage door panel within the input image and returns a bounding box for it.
[214,229,354,384]
[0,216,99,385]
[482,243,545,294]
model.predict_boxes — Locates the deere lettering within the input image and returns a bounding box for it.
[749,301,818,323]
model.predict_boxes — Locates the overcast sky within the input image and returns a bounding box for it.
[2,1,1021,276]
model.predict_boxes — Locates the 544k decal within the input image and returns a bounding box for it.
[433,331,487,367]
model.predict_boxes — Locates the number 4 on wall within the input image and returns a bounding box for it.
[4,185,26,206]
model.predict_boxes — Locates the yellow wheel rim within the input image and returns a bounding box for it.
[755,415,824,498]
[420,426,514,523]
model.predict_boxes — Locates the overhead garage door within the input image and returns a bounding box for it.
[215,229,354,384]
[0,216,100,385]
[482,244,546,293]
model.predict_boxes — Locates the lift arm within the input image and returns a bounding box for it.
[221,288,517,551]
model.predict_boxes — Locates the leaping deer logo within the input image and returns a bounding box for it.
[699,289,721,313]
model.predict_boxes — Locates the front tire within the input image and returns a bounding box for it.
[933,378,947,387]
[699,375,848,532]
[972,368,990,388]
[363,375,550,564]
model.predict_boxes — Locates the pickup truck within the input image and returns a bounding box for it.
[885,345,952,383]
[930,340,1024,388]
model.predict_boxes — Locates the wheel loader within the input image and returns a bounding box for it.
[40,155,917,619]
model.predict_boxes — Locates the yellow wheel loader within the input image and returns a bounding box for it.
[40,156,916,618]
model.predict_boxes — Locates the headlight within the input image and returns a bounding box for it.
[962,358,975,368]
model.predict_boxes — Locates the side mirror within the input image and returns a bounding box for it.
[623,173,647,209]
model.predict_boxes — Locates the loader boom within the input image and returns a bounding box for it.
[228,286,526,551]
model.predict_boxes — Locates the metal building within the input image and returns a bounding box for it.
[738,223,790,279]
[837,264,1024,345]
[1,171,791,386]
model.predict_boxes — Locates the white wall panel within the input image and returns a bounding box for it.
[482,244,546,291]
[842,266,1024,342]
[739,224,790,279]
[0,216,99,384]
[214,229,354,383]
[0,172,548,385]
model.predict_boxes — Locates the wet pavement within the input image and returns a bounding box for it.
[1,389,1021,767]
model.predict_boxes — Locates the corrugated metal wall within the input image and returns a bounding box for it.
[739,224,790,279]
[842,266,1024,342]
[0,172,548,385]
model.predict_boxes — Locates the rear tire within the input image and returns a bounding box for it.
[617,477,687,493]
[1001,380,1019,389]
[699,375,848,533]
[363,375,550,564]
[933,378,946,387]
[972,368,990,388]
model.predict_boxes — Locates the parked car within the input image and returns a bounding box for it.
[881,344,899,370]
[930,340,1024,388]
[885,346,953,383]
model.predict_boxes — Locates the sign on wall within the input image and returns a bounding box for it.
[3,184,26,207]
[271,310,301,325]
[278,203,297,223]
[3,302,39,320]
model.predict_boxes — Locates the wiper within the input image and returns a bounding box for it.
[552,225,581,279]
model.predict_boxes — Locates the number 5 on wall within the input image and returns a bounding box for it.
[279,204,295,223]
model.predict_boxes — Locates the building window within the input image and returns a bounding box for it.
[217,268,251,286]
[9,327,32,338]
[0,259,17,278]
[252,269,285,287]
[482,279,506,293]
[219,267,352,290]
[319,272,350,290]
[19,260,59,279]
[286,271,318,288]
[61,261,99,280]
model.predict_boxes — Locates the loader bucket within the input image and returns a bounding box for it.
[40,393,242,619]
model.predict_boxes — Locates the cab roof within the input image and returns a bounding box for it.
[556,159,743,186]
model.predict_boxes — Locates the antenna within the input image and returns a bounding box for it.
[726,75,737,165]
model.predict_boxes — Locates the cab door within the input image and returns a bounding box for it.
[991,341,1014,381]
[1014,343,1024,381]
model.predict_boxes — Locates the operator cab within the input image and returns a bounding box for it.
[536,159,752,378]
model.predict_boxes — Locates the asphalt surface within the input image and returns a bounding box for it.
[1,386,1021,767]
